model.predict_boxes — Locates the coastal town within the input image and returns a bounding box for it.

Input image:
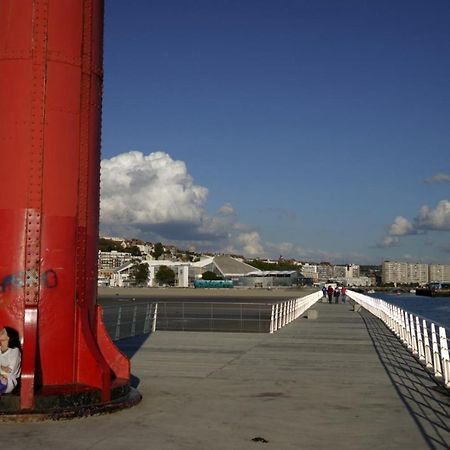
[98,236,450,290]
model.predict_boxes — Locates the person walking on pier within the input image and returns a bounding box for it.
[322,286,327,299]
[341,286,347,303]
[327,285,333,303]
[333,287,340,304]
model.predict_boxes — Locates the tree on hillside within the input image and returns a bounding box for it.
[155,266,175,286]
[152,242,164,260]
[98,238,124,252]
[125,245,142,256]
[130,263,149,285]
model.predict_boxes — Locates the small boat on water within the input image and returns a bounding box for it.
[416,282,450,297]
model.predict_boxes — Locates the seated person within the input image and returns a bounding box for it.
[0,327,21,394]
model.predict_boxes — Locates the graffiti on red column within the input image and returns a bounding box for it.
[0,269,58,293]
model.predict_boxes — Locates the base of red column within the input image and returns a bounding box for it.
[0,381,141,421]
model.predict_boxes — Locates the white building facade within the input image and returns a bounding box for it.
[381,261,450,285]
[429,264,450,282]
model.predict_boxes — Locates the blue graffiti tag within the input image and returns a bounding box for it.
[0,269,58,293]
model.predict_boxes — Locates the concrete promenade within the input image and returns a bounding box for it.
[3,302,450,449]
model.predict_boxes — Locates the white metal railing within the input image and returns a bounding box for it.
[347,290,450,389]
[269,290,323,333]
[101,291,322,338]
[102,302,158,340]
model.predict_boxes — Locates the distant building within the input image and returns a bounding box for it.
[317,263,333,282]
[382,261,429,285]
[407,263,429,285]
[300,264,319,283]
[99,255,304,289]
[98,251,133,270]
[333,264,360,278]
[429,264,450,282]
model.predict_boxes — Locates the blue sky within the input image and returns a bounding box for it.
[100,0,450,264]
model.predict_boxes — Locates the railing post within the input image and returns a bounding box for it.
[394,307,401,337]
[403,311,411,348]
[275,303,279,331]
[416,316,425,362]
[410,314,418,356]
[131,304,138,337]
[114,306,122,341]
[143,302,151,334]
[270,304,275,334]
[423,320,433,369]
[152,303,158,333]
[439,327,450,388]
[431,323,443,378]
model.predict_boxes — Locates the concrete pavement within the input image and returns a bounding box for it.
[2,302,450,449]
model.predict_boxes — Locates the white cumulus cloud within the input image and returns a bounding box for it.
[424,172,450,184]
[218,202,235,216]
[388,216,415,236]
[415,200,450,230]
[234,232,264,257]
[100,151,268,257]
[377,236,399,248]
[100,151,208,228]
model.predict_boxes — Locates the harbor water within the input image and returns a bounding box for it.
[368,292,450,329]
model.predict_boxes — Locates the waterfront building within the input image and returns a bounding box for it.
[407,263,429,285]
[382,261,408,284]
[98,250,133,269]
[382,261,430,285]
[317,263,333,282]
[333,266,347,278]
[333,265,360,278]
[429,264,450,282]
[300,263,319,283]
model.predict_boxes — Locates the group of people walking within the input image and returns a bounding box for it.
[322,285,347,304]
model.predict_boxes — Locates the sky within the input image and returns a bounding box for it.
[99,0,450,265]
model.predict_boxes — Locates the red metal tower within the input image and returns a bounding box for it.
[0,0,138,416]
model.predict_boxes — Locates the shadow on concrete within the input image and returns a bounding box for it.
[115,333,152,358]
[361,311,450,450]
[115,333,153,389]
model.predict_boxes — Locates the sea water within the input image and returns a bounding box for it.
[368,292,450,329]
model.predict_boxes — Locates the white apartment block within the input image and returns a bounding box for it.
[98,251,133,270]
[429,264,450,282]
[382,261,408,284]
[317,264,333,281]
[381,261,450,285]
[300,263,318,281]
[333,264,360,278]
[407,263,429,284]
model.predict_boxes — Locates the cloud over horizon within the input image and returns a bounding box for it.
[99,150,358,262]
[388,216,416,236]
[380,199,450,248]
[100,150,271,257]
[424,172,450,184]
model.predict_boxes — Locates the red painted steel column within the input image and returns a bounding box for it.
[0,0,129,411]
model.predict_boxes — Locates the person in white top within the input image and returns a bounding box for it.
[0,327,21,394]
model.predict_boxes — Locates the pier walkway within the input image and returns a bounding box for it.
[3,302,450,449]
